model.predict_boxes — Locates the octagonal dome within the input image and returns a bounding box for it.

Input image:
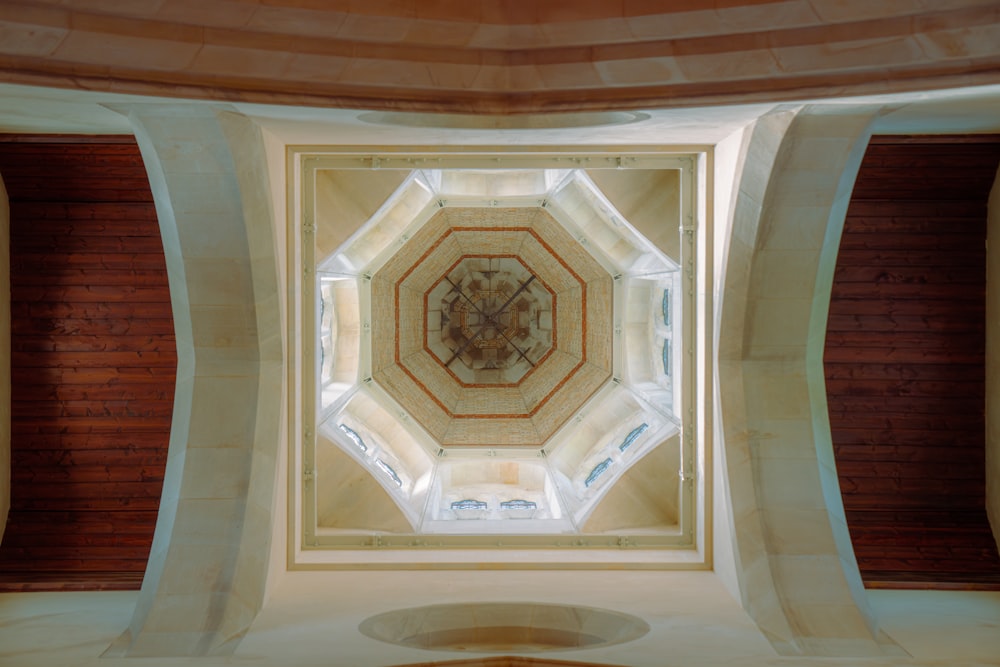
[371,207,612,448]
[302,162,690,543]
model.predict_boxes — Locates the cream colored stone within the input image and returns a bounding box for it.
[755,456,827,511]
[191,45,294,80]
[717,105,893,657]
[770,554,858,606]
[53,30,199,71]
[758,204,832,250]
[0,7,69,57]
[760,507,839,555]
[745,298,812,357]
[869,589,1000,661]
[247,5,347,38]
[183,257,254,306]
[179,447,252,499]
[158,543,231,593]
[315,436,411,532]
[775,36,927,75]
[104,105,283,658]
[154,0,258,28]
[675,48,781,82]
[806,0,926,22]
[587,169,682,263]
[749,417,821,460]
[186,376,259,448]
[583,436,680,532]
[316,170,405,259]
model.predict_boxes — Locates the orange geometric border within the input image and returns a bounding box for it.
[384,225,597,421]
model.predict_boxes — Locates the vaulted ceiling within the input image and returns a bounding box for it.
[0,2,1000,666]
[0,1,998,113]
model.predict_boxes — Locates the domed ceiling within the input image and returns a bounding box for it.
[371,206,612,448]
[293,153,698,556]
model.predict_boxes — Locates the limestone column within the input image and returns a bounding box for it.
[102,105,283,657]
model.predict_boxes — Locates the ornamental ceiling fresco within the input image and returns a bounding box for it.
[371,207,612,448]
[426,255,554,386]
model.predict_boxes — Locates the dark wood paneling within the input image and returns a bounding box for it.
[0,136,175,591]
[825,135,1000,587]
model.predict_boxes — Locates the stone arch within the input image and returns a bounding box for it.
[716,105,903,656]
[102,106,283,657]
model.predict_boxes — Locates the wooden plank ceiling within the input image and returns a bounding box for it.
[0,136,175,591]
[826,135,1000,588]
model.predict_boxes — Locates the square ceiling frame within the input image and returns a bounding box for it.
[285,145,713,570]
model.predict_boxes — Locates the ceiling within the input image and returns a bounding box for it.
[303,162,689,546]
[1,2,1000,666]
[0,0,999,112]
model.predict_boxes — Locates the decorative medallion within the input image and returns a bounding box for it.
[426,256,554,386]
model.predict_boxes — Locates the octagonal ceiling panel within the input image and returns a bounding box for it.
[302,162,690,549]
[371,207,612,448]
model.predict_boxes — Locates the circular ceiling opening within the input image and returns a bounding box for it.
[358,602,650,653]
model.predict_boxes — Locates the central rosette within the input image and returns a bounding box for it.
[426,257,554,385]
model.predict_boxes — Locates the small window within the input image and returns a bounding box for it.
[500,499,537,511]
[618,423,649,452]
[375,458,403,487]
[451,499,488,511]
[585,457,613,488]
[338,423,368,453]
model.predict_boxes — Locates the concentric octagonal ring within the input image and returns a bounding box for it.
[371,207,612,448]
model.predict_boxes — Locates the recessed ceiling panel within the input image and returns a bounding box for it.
[371,206,612,448]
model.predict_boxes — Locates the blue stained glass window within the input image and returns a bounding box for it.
[585,457,613,488]
[662,289,670,326]
[451,499,488,511]
[338,423,368,452]
[618,423,649,452]
[662,339,670,376]
[500,499,537,511]
[375,458,403,487]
